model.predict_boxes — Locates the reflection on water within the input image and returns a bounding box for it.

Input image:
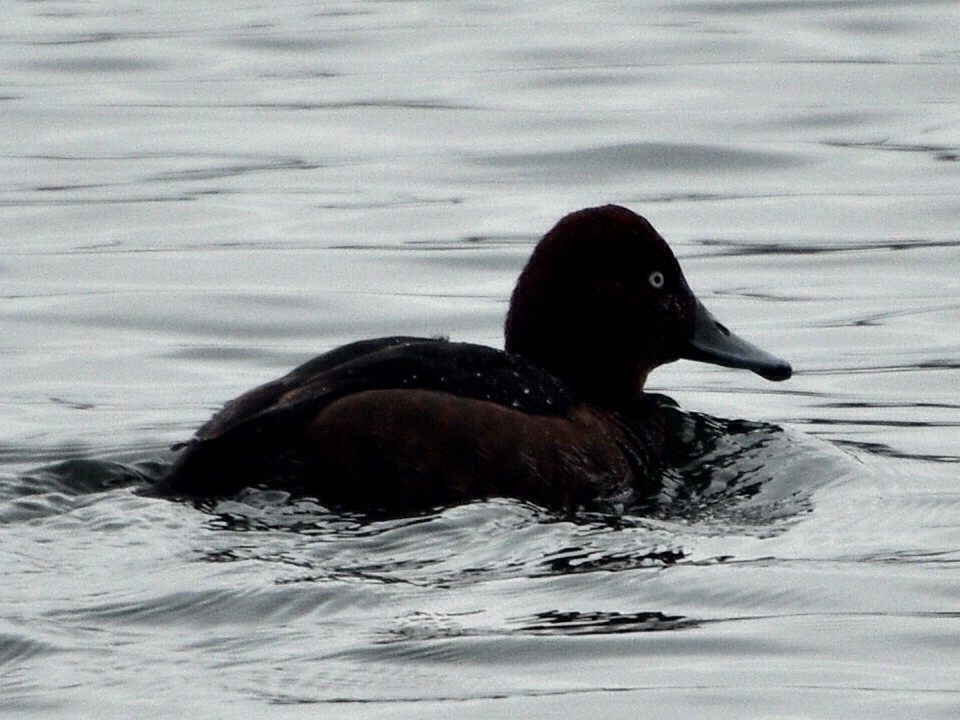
[479,142,806,180]
[1,0,959,717]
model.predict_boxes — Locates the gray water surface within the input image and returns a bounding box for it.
[2,2,959,718]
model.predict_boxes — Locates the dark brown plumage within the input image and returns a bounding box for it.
[153,205,791,512]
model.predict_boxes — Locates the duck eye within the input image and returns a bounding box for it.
[648,270,665,289]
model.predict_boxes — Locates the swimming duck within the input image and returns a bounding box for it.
[154,205,791,512]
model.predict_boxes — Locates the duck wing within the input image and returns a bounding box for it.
[189,336,575,445]
[192,336,422,441]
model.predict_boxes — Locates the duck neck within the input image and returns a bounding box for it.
[505,322,645,408]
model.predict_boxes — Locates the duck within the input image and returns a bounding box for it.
[153,205,791,513]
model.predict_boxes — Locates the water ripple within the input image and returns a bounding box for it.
[477,142,804,182]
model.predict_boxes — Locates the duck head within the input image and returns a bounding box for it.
[504,205,791,405]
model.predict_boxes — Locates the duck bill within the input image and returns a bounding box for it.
[682,298,792,381]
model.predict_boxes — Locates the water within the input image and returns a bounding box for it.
[2,1,959,717]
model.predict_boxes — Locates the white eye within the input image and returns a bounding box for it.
[648,271,665,289]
